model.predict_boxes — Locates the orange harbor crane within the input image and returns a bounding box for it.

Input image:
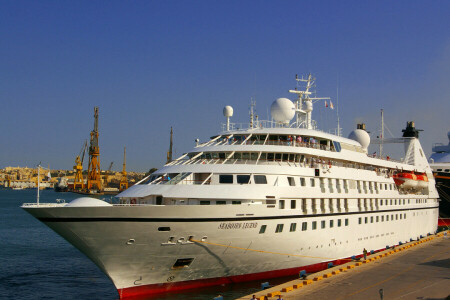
[87,107,102,192]
[119,147,128,191]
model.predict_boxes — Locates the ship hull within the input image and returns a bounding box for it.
[23,203,438,299]
[434,171,450,218]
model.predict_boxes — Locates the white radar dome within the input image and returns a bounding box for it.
[270,98,295,123]
[223,106,233,117]
[65,197,112,207]
[348,129,371,151]
[304,101,313,112]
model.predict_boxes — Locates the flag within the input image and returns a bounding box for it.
[330,100,334,109]
[325,100,328,108]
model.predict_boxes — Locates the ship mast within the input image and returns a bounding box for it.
[380,109,384,158]
[289,74,330,129]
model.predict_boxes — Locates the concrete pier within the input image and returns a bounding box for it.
[237,231,450,300]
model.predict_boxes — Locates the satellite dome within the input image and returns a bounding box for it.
[348,129,370,151]
[270,98,295,123]
[304,101,313,112]
[65,197,112,207]
[223,106,233,117]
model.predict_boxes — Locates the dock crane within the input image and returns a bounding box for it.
[87,107,102,192]
[119,147,128,191]
[73,140,87,190]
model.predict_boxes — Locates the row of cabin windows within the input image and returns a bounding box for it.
[259,218,350,234]
[199,200,241,205]
[194,198,428,207]
[279,199,349,210]
[218,174,399,196]
[358,213,407,224]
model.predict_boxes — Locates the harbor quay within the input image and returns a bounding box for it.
[237,231,450,300]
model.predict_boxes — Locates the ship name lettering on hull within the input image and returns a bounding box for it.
[218,222,258,229]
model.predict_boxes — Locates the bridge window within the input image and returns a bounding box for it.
[237,175,250,184]
[288,177,296,186]
[219,175,233,184]
[254,175,267,184]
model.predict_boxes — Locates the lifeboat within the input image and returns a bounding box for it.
[415,173,429,189]
[393,171,418,190]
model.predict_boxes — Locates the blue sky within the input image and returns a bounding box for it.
[1,1,449,172]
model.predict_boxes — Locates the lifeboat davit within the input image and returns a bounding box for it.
[393,171,418,190]
[415,173,429,189]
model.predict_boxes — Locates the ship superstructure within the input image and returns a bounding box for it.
[22,75,439,299]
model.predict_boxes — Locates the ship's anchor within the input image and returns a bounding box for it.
[167,276,175,282]
[134,276,142,285]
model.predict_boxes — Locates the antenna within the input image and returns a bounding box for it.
[380,109,384,157]
[336,75,341,137]
[249,98,256,128]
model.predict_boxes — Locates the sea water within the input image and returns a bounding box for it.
[0,189,295,300]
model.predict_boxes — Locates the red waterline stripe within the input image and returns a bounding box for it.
[438,218,450,227]
[118,250,387,299]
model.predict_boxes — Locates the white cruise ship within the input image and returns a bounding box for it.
[22,75,439,299]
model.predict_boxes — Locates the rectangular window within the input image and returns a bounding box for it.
[310,178,315,187]
[376,216,379,222]
[275,224,284,233]
[338,219,342,227]
[254,175,267,184]
[381,215,384,222]
[279,200,285,209]
[365,217,368,224]
[200,201,210,205]
[330,220,334,228]
[219,175,233,184]
[232,201,241,205]
[291,200,296,209]
[302,222,307,231]
[259,225,267,234]
[396,214,398,220]
[237,175,250,184]
[391,215,394,221]
[216,201,226,205]
[288,177,296,186]
[300,177,306,186]
[321,220,326,229]
[370,216,374,223]
[312,221,317,230]
[404,213,406,218]
[290,223,297,232]
[358,217,362,224]
[345,218,349,226]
